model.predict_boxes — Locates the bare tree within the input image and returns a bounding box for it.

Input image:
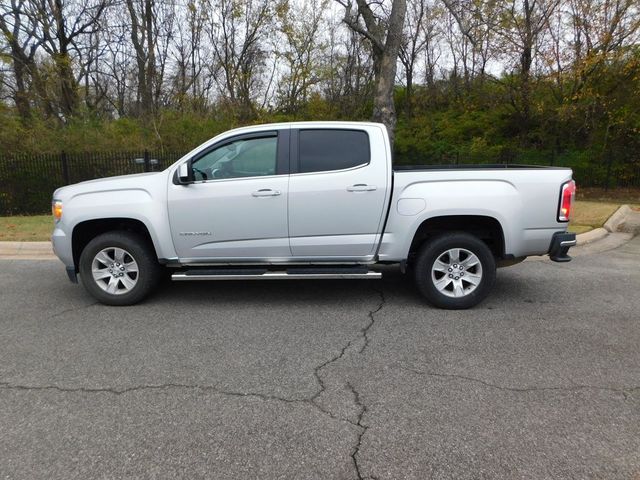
[323,21,375,118]
[421,5,442,91]
[208,0,275,121]
[490,0,560,124]
[441,0,496,90]
[171,0,210,111]
[28,0,109,118]
[399,0,440,113]
[336,0,407,146]
[275,0,328,114]
[568,0,640,93]
[125,0,157,117]
[0,0,44,120]
[99,11,133,117]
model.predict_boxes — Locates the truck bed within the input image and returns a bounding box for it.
[393,164,566,171]
[379,165,574,261]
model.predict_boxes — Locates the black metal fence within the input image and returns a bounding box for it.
[0,150,184,215]
[1,149,638,215]
[395,148,640,192]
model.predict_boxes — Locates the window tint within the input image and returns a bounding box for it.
[192,136,277,180]
[298,130,369,173]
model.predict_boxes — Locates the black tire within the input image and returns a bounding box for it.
[78,231,161,306]
[414,232,496,309]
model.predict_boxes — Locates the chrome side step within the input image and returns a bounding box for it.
[172,267,382,281]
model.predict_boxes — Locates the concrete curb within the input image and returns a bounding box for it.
[603,204,640,235]
[0,241,55,259]
[576,227,608,246]
[571,204,640,248]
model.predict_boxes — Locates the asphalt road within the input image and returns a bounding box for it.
[1,236,639,480]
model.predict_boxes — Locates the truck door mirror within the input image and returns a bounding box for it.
[177,161,193,184]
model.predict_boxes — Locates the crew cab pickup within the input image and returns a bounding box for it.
[51,122,577,309]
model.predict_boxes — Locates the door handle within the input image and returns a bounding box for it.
[347,184,377,192]
[252,189,281,197]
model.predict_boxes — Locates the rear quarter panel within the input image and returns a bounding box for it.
[378,168,573,261]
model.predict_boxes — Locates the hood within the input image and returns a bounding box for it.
[53,171,164,201]
[77,171,160,186]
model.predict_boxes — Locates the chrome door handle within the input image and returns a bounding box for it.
[347,184,377,192]
[252,189,281,197]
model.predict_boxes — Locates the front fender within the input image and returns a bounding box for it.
[52,172,176,266]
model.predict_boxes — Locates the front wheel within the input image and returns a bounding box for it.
[414,232,496,309]
[78,231,161,306]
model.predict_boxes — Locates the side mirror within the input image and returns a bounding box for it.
[177,161,193,184]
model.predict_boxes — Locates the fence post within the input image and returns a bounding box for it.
[61,151,70,185]
[604,154,613,192]
[143,149,150,172]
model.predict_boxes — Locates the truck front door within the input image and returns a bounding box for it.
[167,129,290,261]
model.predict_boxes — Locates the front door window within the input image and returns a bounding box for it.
[192,136,277,181]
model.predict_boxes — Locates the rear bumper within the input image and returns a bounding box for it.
[548,232,576,262]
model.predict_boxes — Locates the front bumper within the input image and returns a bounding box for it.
[548,232,577,262]
[66,266,78,283]
[51,222,76,282]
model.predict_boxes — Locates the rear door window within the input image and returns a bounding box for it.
[298,129,370,173]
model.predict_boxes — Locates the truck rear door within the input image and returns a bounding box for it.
[287,125,390,258]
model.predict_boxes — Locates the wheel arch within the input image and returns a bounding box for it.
[71,218,158,271]
[407,215,505,263]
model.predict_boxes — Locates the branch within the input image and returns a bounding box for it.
[335,0,384,52]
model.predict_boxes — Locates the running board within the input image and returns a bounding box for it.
[171,266,382,281]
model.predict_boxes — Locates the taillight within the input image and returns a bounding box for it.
[558,180,576,222]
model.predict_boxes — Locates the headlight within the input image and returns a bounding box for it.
[52,200,63,220]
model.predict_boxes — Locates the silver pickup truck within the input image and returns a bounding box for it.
[51,121,577,309]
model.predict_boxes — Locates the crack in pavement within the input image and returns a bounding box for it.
[49,302,99,319]
[310,286,386,405]
[0,380,306,401]
[346,382,368,480]
[307,286,386,479]
[399,366,640,400]
[359,288,386,354]
[310,339,356,404]
[0,382,372,451]
[4,285,388,479]
[0,379,366,428]
[310,285,386,400]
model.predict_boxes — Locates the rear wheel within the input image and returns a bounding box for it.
[414,232,496,309]
[79,231,161,306]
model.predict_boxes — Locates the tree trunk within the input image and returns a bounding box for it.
[373,48,401,146]
[521,44,531,127]
[52,0,79,118]
[143,0,155,115]
[57,51,79,117]
[348,0,406,148]
[520,0,533,129]
[11,51,32,121]
[405,65,413,117]
[126,0,156,118]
